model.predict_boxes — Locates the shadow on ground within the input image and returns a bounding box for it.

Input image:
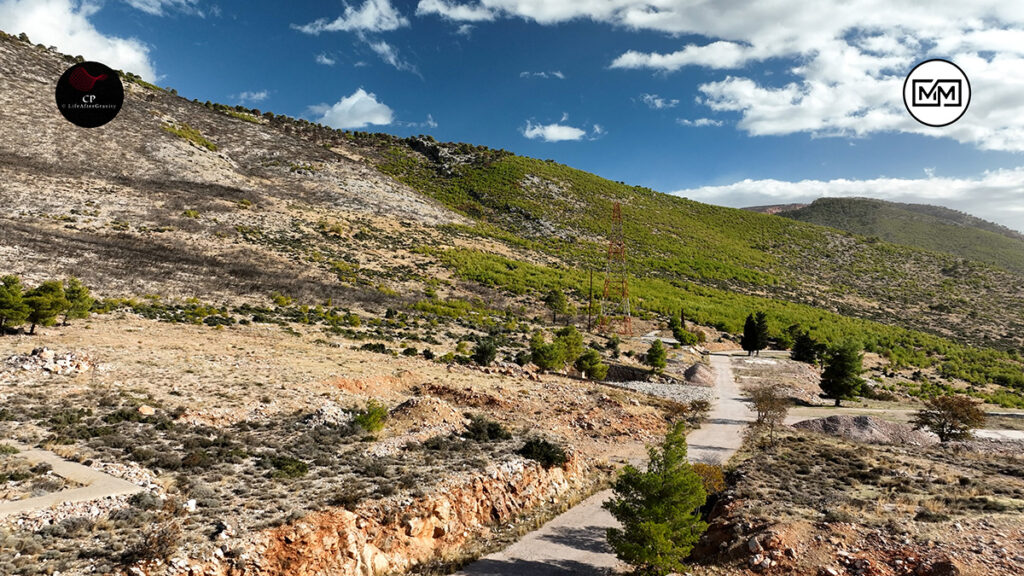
[538,525,613,554]
[460,558,616,576]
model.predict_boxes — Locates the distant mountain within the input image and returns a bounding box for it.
[743,203,809,215]
[770,197,1024,275]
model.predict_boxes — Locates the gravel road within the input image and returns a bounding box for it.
[0,442,143,518]
[456,353,754,575]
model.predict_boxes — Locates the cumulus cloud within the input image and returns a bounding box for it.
[677,118,722,127]
[294,0,409,34]
[640,93,678,109]
[0,0,156,80]
[416,1,1024,152]
[522,117,597,142]
[672,169,1024,233]
[310,88,394,129]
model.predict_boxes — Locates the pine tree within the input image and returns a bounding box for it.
[544,288,567,324]
[61,277,93,325]
[754,311,769,354]
[820,342,865,406]
[0,276,30,334]
[604,421,708,576]
[742,312,769,356]
[574,348,609,380]
[646,340,667,374]
[791,331,819,364]
[555,325,584,362]
[25,281,68,335]
[530,331,566,373]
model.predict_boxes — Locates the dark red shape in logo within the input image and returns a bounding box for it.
[68,66,107,92]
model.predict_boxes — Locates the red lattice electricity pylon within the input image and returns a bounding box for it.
[599,202,632,335]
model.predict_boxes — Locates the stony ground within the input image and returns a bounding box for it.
[0,314,689,576]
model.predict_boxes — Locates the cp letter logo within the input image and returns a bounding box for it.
[903,59,970,127]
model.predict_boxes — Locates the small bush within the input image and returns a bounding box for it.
[0,443,18,455]
[472,339,498,366]
[462,414,512,442]
[517,438,568,468]
[691,463,725,495]
[265,455,309,479]
[402,346,419,356]
[354,399,388,433]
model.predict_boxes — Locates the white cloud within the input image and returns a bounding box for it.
[456,24,474,35]
[367,40,418,74]
[522,119,589,142]
[0,0,156,80]
[416,0,494,22]
[294,0,409,34]
[310,88,394,129]
[236,90,268,104]
[592,123,605,135]
[416,1,1024,151]
[315,52,336,66]
[520,70,564,79]
[640,93,678,109]
[677,118,722,127]
[123,0,200,16]
[613,41,756,71]
[672,169,1024,233]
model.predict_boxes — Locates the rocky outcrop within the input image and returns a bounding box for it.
[159,454,595,576]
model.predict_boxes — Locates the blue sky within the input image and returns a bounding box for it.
[4,0,1024,231]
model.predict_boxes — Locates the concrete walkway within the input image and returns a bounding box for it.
[456,353,754,576]
[0,442,143,517]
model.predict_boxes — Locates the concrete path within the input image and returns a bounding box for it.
[0,442,143,517]
[456,353,754,576]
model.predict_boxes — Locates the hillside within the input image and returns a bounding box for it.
[774,197,1024,274]
[0,32,1022,399]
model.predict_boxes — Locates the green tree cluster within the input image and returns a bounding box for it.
[529,326,608,379]
[0,276,93,335]
[604,421,708,576]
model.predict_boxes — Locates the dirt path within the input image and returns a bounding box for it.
[456,353,754,575]
[0,442,143,517]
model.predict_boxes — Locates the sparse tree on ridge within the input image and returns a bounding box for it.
[25,280,68,335]
[544,288,568,324]
[0,276,30,334]
[61,277,93,325]
[820,342,865,406]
